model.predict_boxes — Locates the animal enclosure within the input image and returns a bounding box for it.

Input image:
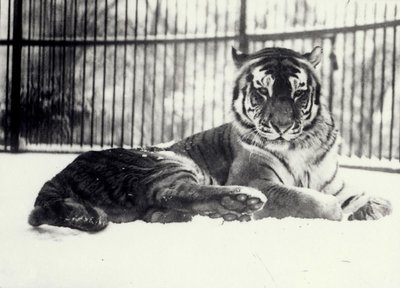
[0,0,399,163]
[1,2,400,287]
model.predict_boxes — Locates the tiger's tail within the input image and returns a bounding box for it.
[28,181,108,232]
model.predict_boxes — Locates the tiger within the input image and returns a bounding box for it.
[28,46,392,232]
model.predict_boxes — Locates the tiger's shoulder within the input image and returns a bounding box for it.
[165,123,238,185]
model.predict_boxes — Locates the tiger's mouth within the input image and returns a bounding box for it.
[255,123,303,142]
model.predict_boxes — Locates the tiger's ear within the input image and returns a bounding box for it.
[232,47,249,68]
[304,46,322,67]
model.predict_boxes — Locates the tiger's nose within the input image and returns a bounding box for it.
[270,120,293,134]
[268,98,294,133]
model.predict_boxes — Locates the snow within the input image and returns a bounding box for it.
[0,153,400,288]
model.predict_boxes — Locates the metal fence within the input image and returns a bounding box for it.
[0,0,399,162]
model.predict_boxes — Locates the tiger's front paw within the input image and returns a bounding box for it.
[192,187,267,222]
[348,197,392,221]
[318,196,343,221]
[297,192,343,221]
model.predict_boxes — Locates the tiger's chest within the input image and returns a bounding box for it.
[229,143,337,191]
[272,147,338,190]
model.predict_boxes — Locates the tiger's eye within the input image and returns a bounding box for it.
[250,92,265,106]
[294,90,305,99]
[258,87,269,96]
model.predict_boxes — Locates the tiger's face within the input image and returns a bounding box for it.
[232,47,322,143]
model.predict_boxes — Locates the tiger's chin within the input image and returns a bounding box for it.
[254,128,304,152]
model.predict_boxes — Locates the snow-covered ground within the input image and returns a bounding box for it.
[0,153,399,288]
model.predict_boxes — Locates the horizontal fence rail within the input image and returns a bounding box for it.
[0,33,240,46]
[0,0,399,163]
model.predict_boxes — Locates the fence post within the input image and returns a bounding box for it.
[10,0,23,152]
[328,36,338,112]
[239,0,248,53]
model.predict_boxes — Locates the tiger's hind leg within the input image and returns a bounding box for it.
[28,198,108,232]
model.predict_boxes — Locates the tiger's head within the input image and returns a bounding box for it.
[232,46,323,145]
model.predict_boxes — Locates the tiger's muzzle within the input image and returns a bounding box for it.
[257,97,302,141]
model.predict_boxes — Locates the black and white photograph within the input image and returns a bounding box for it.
[0,0,399,287]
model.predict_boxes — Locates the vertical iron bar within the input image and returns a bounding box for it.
[26,0,33,142]
[36,0,43,144]
[100,0,108,147]
[29,0,37,144]
[263,0,268,31]
[90,0,98,147]
[49,0,54,144]
[368,3,377,158]
[191,0,199,135]
[319,37,324,83]
[67,0,72,144]
[390,5,397,160]
[80,0,88,146]
[339,8,347,156]
[211,0,218,128]
[47,0,52,143]
[161,0,168,141]
[180,0,188,139]
[171,0,178,139]
[327,1,338,111]
[130,0,139,146]
[339,33,346,154]
[273,0,278,34]
[319,1,328,80]
[291,0,296,49]
[67,1,71,143]
[41,0,47,143]
[379,4,387,160]
[61,0,67,145]
[328,36,336,112]
[349,2,357,157]
[140,0,149,146]
[48,0,53,104]
[221,0,229,123]
[121,0,128,147]
[151,0,160,144]
[4,0,12,150]
[38,0,44,144]
[301,0,309,52]
[358,3,367,157]
[111,0,118,147]
[50,0,56,144]
[70,0,77,146]
[239,0,248,52]
[70,0,78,146]
[201,0,209,132]
[311,4,318,48]
[10,0,23,152]
[20,0,25,141]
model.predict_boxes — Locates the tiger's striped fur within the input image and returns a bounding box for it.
[29,46,392,232]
